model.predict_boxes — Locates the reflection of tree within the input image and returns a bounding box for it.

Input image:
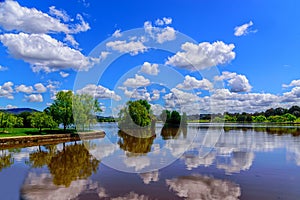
[48,143,100,187]
[28,145,57,168]
[161,126,187,140]
[0,151,14,172]
[118,130,156,155]
[223,126,300,136]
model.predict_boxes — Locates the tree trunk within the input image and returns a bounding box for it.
[64,124,66,132]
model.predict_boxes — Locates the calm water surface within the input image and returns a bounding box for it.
[1,123,300,200]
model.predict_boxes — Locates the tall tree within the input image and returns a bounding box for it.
[73,94,102,131]
[46,91,74,131]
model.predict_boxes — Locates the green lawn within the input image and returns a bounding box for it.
[0,128,77,137]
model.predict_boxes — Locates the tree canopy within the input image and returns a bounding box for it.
[118,100,152,129]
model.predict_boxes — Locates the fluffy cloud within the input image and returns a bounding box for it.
[234,21,256,37]
[155,17,172,26]
[25,94,43,102]
[59,71,70,78]
[34,83,47,93]
[228,74,252,92]
[0,33,93,72]
[0,0,68,34]
[76,84,121,101]
[112,29,122,38]
[119,87,151,101]
[0,65,8,71]
[164,88,201,108]
[150,103,165,116]
[0,1,89,34]
[144,20,176,44]
[140,62,159,75]
[282,79,300,88]
[166,41,235,71]
[176,75,213,90]
[15,84,34,94]
[0,82,14,99]
[106,40,147,56]
[166,174,241,200]
[123,74,150,88]
[215,71,252,93]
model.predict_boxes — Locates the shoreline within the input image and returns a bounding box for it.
[0,131,105,150]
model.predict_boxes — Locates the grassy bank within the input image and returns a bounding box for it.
[0,128,77,138]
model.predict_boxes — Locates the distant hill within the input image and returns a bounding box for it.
[0,108,39,115]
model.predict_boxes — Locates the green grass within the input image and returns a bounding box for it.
[0,128,77,137]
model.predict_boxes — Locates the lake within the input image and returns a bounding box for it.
[1,123,300,200]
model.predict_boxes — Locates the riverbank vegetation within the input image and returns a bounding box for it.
[0,91,101,137]
[206,106,300,124]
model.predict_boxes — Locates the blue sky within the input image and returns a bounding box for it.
[1,0,300,115]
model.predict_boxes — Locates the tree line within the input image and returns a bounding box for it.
[211,105,300,123]
[0,91,101,133]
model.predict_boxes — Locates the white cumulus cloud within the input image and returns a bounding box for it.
[76,84,121,101]
[34,83,47,93]
[176,75,213,90]
[25,94,43,102]
[166,41,235,71]
[15,84,34,94]
[123,74,150,88]
[106,40,147,56]
[214,71,252,93]
[0,33,93,72]
[140,62,159,75]
[0,82,14,99]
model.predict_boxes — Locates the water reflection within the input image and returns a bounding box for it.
[118,130,156,155]
[166,174,241,200]
[26,143,100,187]
[1,124,300,199]
[21,172,106,200]
[161,126,187,140]
[138,170,159,184]
[0,150,14,172]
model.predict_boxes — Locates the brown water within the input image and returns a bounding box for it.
[1,123,300,200]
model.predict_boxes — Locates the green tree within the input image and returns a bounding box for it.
[46,91,74,131]
[118,100,152,128]
[29,112,57,132]
[73,94,102,131]
[282,113,296,122]
[17,112,32,128]
[252,115,267,123]
[0,112,23,132]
